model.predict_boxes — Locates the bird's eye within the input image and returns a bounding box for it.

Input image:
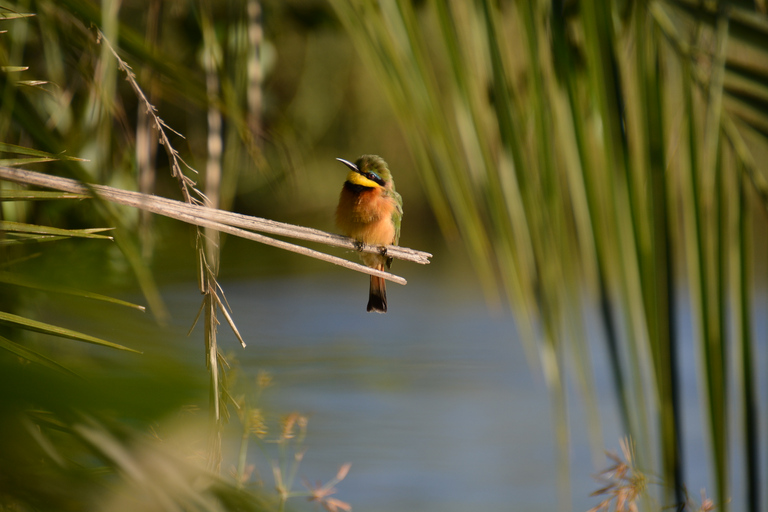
[368,171,382,181]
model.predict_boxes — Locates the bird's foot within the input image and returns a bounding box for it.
[378,245,388,256]
[354,240,365,252]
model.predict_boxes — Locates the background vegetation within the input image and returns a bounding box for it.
[1,0,768,511]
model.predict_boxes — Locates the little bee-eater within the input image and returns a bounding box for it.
[335,155,403,313]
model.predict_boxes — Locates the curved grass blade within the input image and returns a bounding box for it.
[1,66,29,72]
[0,142,87,162]
[0,190,88,200]
[0,334,78,376]
[0,157,67,166]
[0,8,34,20]
[1,234,83,245]
[0,311,141,353]
[0,271,146,311]
[0,220,113,239]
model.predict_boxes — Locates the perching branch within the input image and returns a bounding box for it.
[0,166,432,285]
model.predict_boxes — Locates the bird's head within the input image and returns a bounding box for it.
[337,155,392,189]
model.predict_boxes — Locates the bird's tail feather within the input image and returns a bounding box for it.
[367,276,387,313]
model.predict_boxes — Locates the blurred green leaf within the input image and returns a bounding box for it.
[0,271,146,311]
[331,1,768,509]
[0,334,77,376]
[0,311,141,353]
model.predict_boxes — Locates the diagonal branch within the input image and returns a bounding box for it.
[0,166,432,284]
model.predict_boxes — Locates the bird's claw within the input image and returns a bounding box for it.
[378,246,388,256]
[354,240,365,252]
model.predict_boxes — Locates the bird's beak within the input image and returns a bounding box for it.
[336,157,359,173]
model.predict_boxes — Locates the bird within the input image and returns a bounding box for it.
[335,155,403,313]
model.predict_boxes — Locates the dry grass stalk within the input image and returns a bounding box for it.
[588,438,648,512]
[589,438,720,512]
[303,463,353,512]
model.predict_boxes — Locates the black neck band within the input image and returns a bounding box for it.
[344,181,374,193]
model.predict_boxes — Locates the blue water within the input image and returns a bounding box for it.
[156,268,635,512]
[62,260,764,511]
[222,272,574,512]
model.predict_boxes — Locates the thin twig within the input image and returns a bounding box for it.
[97,30,205,206]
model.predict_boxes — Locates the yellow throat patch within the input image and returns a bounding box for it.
[346,170,382,188]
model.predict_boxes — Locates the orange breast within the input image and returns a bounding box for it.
[336,186,397,246]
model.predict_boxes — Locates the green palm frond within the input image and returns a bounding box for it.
[330,0,768,509]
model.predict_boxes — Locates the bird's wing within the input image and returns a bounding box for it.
[386,190,403,270]
[391,190,403,245]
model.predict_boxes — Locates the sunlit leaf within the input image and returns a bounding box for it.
[0,11,34,20]
[0,220,113,240]
[0,157,61,166]
[0,142,87,162]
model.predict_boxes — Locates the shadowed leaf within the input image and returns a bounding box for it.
[0,334,77,376]
[0,271,146,311]
[0,311,142,353]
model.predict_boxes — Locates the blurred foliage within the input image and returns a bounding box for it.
[0,353,273,512]
[328,0,768,510]
[4,0,768,510]
[0,0,372,510]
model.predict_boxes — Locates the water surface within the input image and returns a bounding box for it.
[67,261,759,511]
